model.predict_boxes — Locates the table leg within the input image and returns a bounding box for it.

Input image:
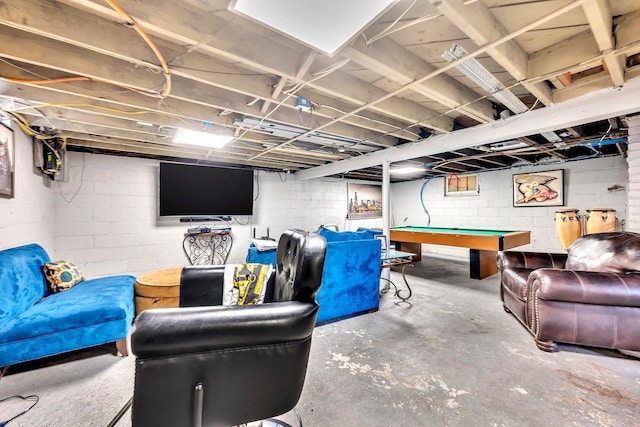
[379,264,413,302]
[394,264,413,301]
[470,249,498,279]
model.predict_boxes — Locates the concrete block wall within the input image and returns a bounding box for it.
[53,152,381,278]
[5,144,629,277]
[251,172,381,237]
[391,156,629,258]
[0,124,55,251]
[627,115,640,231]
[54,153,183,278]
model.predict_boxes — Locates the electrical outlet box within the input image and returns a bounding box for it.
[295,96,311,112]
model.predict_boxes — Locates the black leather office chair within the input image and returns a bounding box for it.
[125,229,326,427]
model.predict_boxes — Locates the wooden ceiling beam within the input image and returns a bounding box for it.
[296,75,640,180]
[342,36,495,123]
[428,0,553,106]
[601,51,626,87]
[19,108,345,165]
[615,11,640,55]
[0,80,235,131]
[0,0,418,141]
[582,0,625,87]
[0,38,397,150]
[64,134,326,169]
[0,25,403,148]
[582,0,613,51]
[57,0,454,133]
[261,52,316,115]
[67,139,312,170]
[566,127,583,138]
[557,72,573,87]
[529,9,640,84]
[552,71,612,103]
[529,30,603,80]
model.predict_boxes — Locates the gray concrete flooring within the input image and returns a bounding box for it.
[1,256,639,426]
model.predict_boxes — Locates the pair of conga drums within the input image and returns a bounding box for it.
[554,208,616,249]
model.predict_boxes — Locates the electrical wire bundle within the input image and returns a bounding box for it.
[0,395,39,426]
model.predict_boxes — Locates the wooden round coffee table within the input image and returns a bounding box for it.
[134,267,183,316]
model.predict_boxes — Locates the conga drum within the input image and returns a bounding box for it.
[134,267,182,315]
[585,208,616,234]
[555,209,582,249]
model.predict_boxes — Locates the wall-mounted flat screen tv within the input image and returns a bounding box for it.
[159,162,254,217]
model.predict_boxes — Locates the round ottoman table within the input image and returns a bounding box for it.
[134,267,183,316]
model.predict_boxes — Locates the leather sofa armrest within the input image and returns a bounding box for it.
[497,251,567,271]
[528,269,640,306]
[131,302,319,358]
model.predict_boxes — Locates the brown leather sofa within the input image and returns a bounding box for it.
[497,231,640,353]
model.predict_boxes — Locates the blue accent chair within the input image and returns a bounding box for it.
[0,243,135,371]
[246,228,382,324]
[246,243,279,265]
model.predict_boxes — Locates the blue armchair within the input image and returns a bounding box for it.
[246,228,382,324]
[316,227,382,323]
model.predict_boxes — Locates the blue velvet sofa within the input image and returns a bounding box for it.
[0,243,135,370]
[246,228,382,324]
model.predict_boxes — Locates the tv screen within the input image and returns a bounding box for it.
[159,162,254,217]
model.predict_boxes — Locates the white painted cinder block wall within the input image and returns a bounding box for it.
[53,152,382,278]
[391,156,629,259]
[1,141,629,278]
[0,124,55,251]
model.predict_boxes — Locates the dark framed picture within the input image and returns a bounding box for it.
[347,183,382,219]
[0,122,14,199]
[513,169,564,207]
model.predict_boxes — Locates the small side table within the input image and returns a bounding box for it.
[183,230,233,265]
[380,249,415,301]
[134,267,182,316]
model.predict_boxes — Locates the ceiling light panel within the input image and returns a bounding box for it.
[540,131,563,143]
[234,117,377,152]
[443,44,529,115]
[229,0,397,56]
[390,166,424,175]
[173,128,234,148]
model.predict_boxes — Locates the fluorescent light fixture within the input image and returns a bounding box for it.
[234,117,377,152]
[537,155,563,165]
[229,0,397,56]
[540,130,562,143]
[489,140,530,151]
[511,159,533,168]
[136,121,153,127]
[443,44,564,145]
[391,166,424,175]
[493,89,528,114]
[173,128,234,148]
[443,44,529,114]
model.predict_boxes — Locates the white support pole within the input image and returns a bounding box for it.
[382,161,391,284]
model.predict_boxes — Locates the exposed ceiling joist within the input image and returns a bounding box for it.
[296,76,640,180]
[0,0,637,182]
[428,0,553,106]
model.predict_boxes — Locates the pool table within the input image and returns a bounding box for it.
[390,226,531,279]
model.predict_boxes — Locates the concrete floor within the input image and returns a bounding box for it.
[1,256,639,426]
[299,256,640,426]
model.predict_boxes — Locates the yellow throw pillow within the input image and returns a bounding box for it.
[43,261,85,293]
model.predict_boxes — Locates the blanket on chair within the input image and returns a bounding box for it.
[223,263,273,305]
